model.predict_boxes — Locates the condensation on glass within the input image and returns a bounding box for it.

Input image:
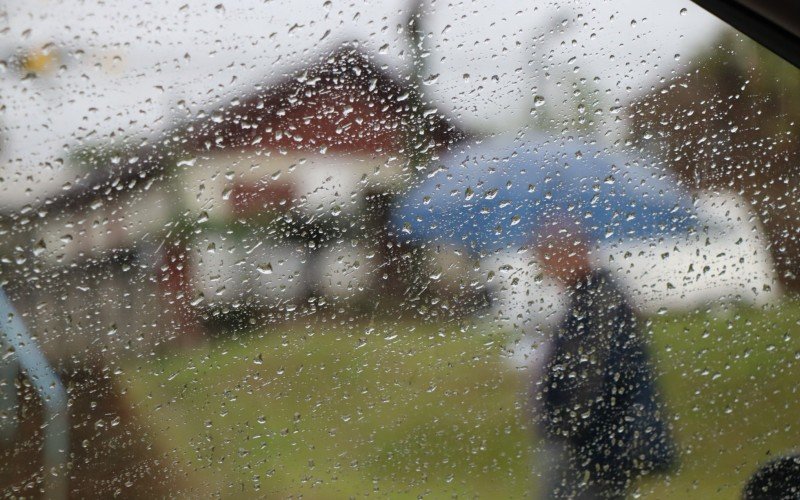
[0,1,798,497]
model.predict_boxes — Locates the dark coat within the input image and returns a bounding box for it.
[540,270,675,479]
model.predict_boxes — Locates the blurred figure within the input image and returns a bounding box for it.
[534,219,675,499]
[743,454,800,500]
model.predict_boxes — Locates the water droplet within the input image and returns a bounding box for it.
[33,239,46,256]
[422,73,440,85]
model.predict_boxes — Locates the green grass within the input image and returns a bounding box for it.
[643,301,800,498]
[122,300,800,498]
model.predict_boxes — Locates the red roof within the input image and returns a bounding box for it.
[187,45,464,155]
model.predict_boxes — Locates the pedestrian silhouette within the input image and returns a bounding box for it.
[534,220,676,499]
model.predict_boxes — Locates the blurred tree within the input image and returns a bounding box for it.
[628,30,800,288]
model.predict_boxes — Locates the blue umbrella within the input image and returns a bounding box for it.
[390,134,697,253]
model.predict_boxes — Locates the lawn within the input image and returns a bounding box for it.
[122,299,800,498]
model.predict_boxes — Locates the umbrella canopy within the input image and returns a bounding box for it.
[390,134,697,253]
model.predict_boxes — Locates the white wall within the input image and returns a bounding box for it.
[599,191,779,315]
[180,151,399,222]
[190,232,308,309]
[314,243,378,303]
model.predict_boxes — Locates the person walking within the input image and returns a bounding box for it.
[534,220,676,499]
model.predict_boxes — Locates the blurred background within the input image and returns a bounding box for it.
[0,0,798,497]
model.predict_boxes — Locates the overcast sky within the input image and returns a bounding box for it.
[0,0,724,209]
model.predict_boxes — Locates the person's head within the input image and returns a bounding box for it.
[534,216,592,286]
[743,454,800,500]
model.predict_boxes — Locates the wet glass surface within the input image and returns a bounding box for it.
[0,1,799,497]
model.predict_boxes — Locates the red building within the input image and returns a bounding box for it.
[21,43,465,352]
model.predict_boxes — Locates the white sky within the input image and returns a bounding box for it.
[0,0,724,209]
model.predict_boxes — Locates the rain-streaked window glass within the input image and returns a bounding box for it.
[0,1,798,497]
